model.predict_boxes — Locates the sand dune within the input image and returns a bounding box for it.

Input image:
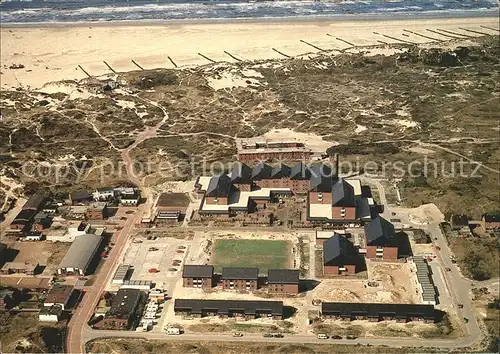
[1,17,498,89]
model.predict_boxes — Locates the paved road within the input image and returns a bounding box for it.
[82,327,481,350]
[66,206,145,353]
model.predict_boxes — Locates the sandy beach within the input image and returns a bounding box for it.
[1,16,499,89]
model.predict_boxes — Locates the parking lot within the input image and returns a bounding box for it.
[123,237,191,284]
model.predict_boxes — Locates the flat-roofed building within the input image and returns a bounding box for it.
[112,265,131,285]
[57,234,102,276]
[267,269,300,294]
[43,285,74,310]
[0,262,38,275]
[174,299,284,320]
[236,137,313,162]
[85,202,108,220]
[100,289,141,330]
[221,267,259,291]
[182,265,214,289]
[39,305,63,322]
[155,192,190,220]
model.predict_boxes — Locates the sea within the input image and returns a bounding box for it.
[0,0,498,24]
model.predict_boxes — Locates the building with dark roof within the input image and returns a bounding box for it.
[182,265,214,289]
[267,269,300,294]
[9,209,37,233]
[482,212,500,230]
[450,214,471,236]
[323,235,358,275]
[23,192,47,211]
[43,285,74,310]
[321,302,436,323]
[205,175,232,206]
[174,299,284,319]
[0,243,7,263]
[104,289,142,330]
[230,163,253,191]
[70,190,93,205]
[222,267,259,290]
[251,162,272,181]
[364,216,398,260]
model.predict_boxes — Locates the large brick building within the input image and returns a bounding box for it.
[221,267,259,291]
[197,160,374,225]
[236,138,313,162]
[182,265,214,289]
[267,269,300,294]
[174,299,284,320]
[363,216,398,260]
[323,235,358,275]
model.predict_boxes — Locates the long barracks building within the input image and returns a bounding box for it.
[321,302,437,323]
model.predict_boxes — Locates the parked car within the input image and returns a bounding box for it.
[263,333,273,338]
[149,247,159,251]
[176,250,185,254]
[317,333,329,339]
[445,267,451,272]
[178,246,186,249]
[233,332,243,337]
[168,268,177,272]
[458,303,464,308]
[148,268,160,273]
[272,333,284,338]
[346,335,357,340]
[331,335,343,340]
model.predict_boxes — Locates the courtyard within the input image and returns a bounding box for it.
[210,239,292,273]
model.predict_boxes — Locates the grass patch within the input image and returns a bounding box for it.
[211,239,290,273]
[447,237,499,280]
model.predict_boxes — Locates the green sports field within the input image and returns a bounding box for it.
[211,239,290,273]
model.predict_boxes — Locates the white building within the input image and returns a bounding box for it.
[93,187,115,201]
[39,305,63,322]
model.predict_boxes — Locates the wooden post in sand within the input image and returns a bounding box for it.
[272,48,291,58]
[167,56,178,68]
[458,27,491,36]
[326,33,355,47]
[131,60,144,70]
[426,29,461,39]
[198,53,217,63]
[78,65,92,78]
[403,29,441,41]
[480,25,500,33]
[299,39,326,52]
[374,32,417,45]
[223,51,243,62]
[103,61,117,74]
[436,28,472,38]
